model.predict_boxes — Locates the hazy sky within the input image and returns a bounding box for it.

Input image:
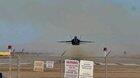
[0,0,140,56]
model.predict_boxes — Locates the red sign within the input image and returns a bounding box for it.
[64,59,79,78]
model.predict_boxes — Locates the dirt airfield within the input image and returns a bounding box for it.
[1,64,140,78]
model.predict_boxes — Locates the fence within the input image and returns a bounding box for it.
[0,52,140,78]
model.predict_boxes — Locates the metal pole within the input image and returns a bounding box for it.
[60,56,63,78]
[9,50,12,78]
[61,51,66,78]
[105,50,111,78]
[17,55,20,78]
[8,45,12,78]
[105,56,107,78]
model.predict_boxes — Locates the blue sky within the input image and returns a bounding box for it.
[0,22,40,44]
[0,0,140,56]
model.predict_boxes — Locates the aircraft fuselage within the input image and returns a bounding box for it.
[71,37,80,45]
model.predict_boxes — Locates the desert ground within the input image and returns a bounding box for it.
[0,64,140,78]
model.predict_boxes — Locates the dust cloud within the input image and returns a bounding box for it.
[64,46,91,58]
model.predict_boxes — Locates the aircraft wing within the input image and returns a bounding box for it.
[80,41,94,43]
[58,41,71,43]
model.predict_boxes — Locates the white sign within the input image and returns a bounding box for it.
[46,61,54,68]
[79,60,94,78]
[64,59,79,78]
[33,61,44,72]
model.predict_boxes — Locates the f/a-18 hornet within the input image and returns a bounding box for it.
[58,36,94,45]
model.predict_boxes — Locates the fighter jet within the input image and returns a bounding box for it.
[58,36,94,45]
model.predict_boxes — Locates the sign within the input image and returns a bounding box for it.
[0,52,10,56]
[79,60,94,78]
[64,59,79,78]
[33,61,44,72]
[46,61,54,68]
